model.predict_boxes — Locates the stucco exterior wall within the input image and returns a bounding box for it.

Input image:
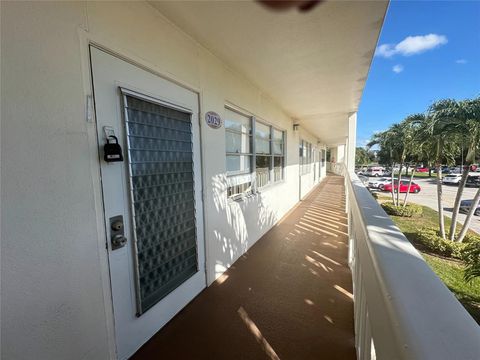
[1,2,324,359]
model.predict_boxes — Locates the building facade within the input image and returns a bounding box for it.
[1,2,388,359]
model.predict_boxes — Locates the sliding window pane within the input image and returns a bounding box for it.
[272,141,283,155]
[226,155,250,174]
[256,155,270,188]
[274,156,284,182]
[256,139,270,154]
[255,122,271,155]
[255,122,270,140]
[225,109,251,133]
[226,131,250,153]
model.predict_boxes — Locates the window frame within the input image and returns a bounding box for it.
[225,107,254,200]
[300,139,313,175]
[225,106,286,199]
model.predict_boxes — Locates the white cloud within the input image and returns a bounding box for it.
[392,64,404,73]
[456,59,467,64]
[376,34,448,58]
[357,138,369,147]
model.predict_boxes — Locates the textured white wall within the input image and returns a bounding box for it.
[347,113,357,172]
[337,144,346,164]
[298,128,320,199]
[1,2,323,359]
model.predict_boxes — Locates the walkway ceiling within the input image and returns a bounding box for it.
[149,0,388,145]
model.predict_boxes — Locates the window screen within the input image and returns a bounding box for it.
[123,93,198,315]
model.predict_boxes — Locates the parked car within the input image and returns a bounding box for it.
[355,166,368,175]
[437,166,451,174]
[357,175,369,185]
[466,175,480,188]
[416,167,429,173]
[368,177,392,189]
[460,200,480,216]
[381,180,421,193]
[365,166,385,177]
[442,174,462,185]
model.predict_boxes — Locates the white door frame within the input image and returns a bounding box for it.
[77,29,208,359]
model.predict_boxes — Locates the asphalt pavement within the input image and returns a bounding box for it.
[369,177,480,235]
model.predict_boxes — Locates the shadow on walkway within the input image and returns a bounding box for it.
[132,175,355,360]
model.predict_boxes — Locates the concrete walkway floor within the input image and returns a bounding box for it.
[132,175,355,360]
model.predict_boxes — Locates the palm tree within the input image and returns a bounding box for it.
[455,97,480,242]
[388,122,407,206]
[428,99,462,239]
[401,114,427,207]
[368,129,401,205]
[449,97,480,241]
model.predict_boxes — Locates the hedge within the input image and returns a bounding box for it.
[462,239,480,282]
[415,227,480,260]
[381,202,423,217]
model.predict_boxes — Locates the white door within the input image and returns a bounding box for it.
[90,47,206,360]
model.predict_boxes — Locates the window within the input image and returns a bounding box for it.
[255,122,286,189]
[300,140,312,175]
[225,109,252,198]
[255,122,271,188]
[273,129,285,182]
[225,108,285,198]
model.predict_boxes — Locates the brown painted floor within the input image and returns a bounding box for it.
[132,175,355,360]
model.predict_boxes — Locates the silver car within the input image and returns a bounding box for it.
[368,177,392,189]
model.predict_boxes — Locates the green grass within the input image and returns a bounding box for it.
[423,254,480,323]
[412,172,435,178]
[380,202,480,324]
[393,171,435,178]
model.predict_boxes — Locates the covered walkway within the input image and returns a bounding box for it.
[132,175,355,360]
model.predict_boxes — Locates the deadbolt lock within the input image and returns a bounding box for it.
[112,234,127,248]
[111,220,123,232]
[110,215,127,250]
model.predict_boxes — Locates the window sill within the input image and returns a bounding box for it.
[227,179,285,203]
[256,179,286,193]
[228,192,256,203]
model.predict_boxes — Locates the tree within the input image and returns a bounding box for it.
[355,147,374,167]
[401,114,426,207]
[455,97,480,242]
[368,129,402,205]
[449,97,480,241]
[426,99,464,239]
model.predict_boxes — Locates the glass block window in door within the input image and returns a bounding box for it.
[122,92,198,315]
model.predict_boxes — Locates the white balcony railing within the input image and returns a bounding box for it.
[327,161,344,175]
[341,165,480,360]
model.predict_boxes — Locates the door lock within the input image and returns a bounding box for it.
[110,215,127,250]
[112,234,127,249]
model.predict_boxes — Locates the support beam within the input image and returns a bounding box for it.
[346,112,357,173]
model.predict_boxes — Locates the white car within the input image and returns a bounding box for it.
[365,166,385,177]
[442,174,462,185]
[368,177,392,189]
[442,172,479,185]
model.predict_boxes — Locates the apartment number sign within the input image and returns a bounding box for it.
[205,111,222,129]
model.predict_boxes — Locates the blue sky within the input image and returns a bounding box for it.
[357,0,480,147]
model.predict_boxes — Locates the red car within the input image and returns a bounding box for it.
[381,180,421,193]
[416,167,429,172]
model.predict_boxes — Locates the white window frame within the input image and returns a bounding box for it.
[300,140,313,175]
[225,107,253,199]
[225,106,286,199]
[272,127,285,184]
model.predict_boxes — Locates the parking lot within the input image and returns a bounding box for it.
[368,177,480,235]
